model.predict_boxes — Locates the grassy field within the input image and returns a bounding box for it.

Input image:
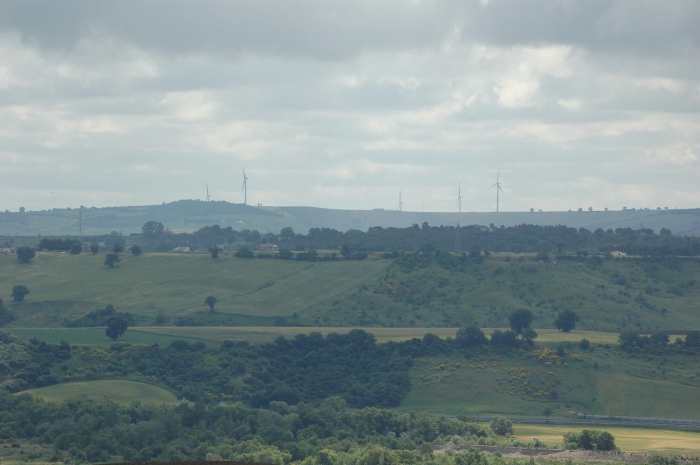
[2,251,699,331]
[6,327,217,346]
[7,326,623,347]
[399,348,700,419]
[20,380,177,404]
[0,252,390,327]
[513,424,700,455]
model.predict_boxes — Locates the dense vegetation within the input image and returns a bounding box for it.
[22,222,700,256]
[0,391,517,464]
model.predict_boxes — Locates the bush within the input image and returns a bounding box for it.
[579,338,590,350]
[490,416,513,436]
[563,429,616,451]
[235,246,255,259]
[16,246,36,263]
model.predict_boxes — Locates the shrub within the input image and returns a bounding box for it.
[563,429,616,451]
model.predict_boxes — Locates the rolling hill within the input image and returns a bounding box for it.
[1,251,698,331]
[1,200,699,236]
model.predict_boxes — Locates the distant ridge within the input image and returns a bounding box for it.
[1,200,698,236]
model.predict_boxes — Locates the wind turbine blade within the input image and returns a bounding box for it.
[499,185,504,193]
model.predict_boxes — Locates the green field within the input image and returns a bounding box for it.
[513,424,700,455]
[0,252,389,327]
[7,327,217,346]
[399,348,700,419]
[20,380,176,404]
[2,251,699,331]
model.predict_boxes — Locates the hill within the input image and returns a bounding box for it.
[1,251,698,331]
[1,200,699,236]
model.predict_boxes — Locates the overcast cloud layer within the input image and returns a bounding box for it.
[1,0,699,213]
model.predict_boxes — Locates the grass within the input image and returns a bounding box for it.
[399,347,700,420]
[7,327,217,346]
[20,380,176,404]
[0,252,389,327]
[1,251,699,331]
[513,424,700,455]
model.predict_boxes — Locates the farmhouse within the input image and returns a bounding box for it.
[258,243,279,252]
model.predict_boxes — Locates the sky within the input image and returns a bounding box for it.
[1,0,699,213]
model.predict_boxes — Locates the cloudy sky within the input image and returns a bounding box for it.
[1,0,699,213]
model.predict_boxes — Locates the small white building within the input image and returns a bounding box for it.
[610,250,627,257]
[258,243,279,252]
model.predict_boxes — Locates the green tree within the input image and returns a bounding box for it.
[16,246,36,264]
[70,243,83,255]
[455,325,488,348]
[579,338,590,349]
[490,416,513,436]
[508,308,534,334]
[90,243,99,254]
[554,310,579,332]
[209,245,220,259]
[130,245,141,256]
[542,407,553,422]
[235,246,254,259]
[205,295,217,312]
[686,330,700,348]
[105,315,128,340]
[12,285,30,302]
[142,221,165,237]
[112,243,124,254]
[104,253,121,268]
[521,326,538,345]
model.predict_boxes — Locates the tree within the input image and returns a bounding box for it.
[205,295,217,312]
[686,330,700,348]
[490,416,513,436]
[280,227,295,240]
[16,246,36,264]
[554,310,579,332]
[209,245,220,259]
[521,326,538,345]
[70,243,83,255]
[104,253,121,268]
[112,243,124,254]
[235,246,255,259]
[508,309,534,334]
[543,407,553,422]
[12,285,30,302]
[142,221,165,237]
[105,315,128,340]
[278,249,294,260]
[579,338,590,349]
[455,325,488,348]
[130,245,141,256]
[90,243,99,254]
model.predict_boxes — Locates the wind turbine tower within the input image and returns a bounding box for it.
[457,183,463,213]
[398,190,403,212]
[206,183,212,202]
[241,169,249,205]
[491,170,504,212]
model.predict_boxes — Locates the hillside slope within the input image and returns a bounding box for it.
[1,252,698,330]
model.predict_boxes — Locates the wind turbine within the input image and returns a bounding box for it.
[398,190,403,212]
[457,183,463,213]
[241,169,249,205]
[206,183,212,202]
[490,169,504,212]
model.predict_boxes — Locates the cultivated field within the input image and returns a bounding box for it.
[513,424,700,455]
[20,380,176,404]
